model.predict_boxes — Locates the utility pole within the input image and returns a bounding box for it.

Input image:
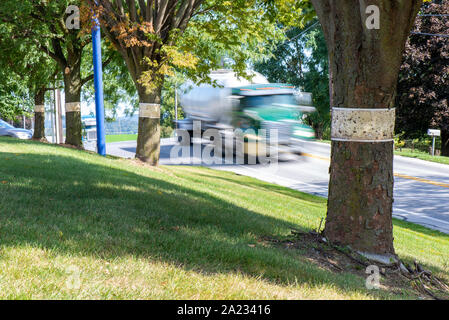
[92,4,106,156]
[56,88,63,143]
[51,88,56,143]
[54,92,59,143]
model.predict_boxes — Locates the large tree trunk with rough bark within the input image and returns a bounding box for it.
[32,88,46,141]
[120,47,163,165]
[135,83,162,165]
[311,0,422,255]
[63,55,83,148]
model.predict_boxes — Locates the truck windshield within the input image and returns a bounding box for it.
[242,94,297,108]
[0,120,14,129]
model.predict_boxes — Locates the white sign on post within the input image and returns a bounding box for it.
[427,129,441,137]
[427,129,441,157]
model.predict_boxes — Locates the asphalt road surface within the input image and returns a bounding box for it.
[97,138,449,234]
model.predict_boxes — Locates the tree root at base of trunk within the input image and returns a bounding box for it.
[283,229,449,300]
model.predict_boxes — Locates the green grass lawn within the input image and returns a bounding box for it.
[105,134,137,143]
[395,148,449,165]
[0,137,448,299]
[319,141,449,166]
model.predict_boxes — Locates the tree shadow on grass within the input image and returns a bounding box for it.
[0,140,445,298]
[191,170,327,205]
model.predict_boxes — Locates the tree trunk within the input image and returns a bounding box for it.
[441,130,449,157]
[327,141,395,253]
[63,58,83,147]
[311,0,422,255]
[135,84,162,165]
[32,88,46,141]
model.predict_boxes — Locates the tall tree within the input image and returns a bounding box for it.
[0,21,57,138]
[396,0,449,156]
[311,0,422,256]
[0,70,31,121]
[0,23,31,121]
[85,0,202,164]
[0,0,100,146]
[86,0,309,164]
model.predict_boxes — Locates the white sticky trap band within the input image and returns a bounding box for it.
[139,103,160,119]
[65,102,81,112]
[34,105,45,113]
[331,107,395,142]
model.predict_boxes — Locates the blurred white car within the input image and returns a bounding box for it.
[0,119,32,139]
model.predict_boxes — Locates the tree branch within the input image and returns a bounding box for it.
[81,55,114,86]
[34,40,66,68]
[127,0,138,23]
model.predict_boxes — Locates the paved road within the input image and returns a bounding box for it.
[99,139,449,234]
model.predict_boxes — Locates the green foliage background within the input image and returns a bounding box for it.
[254,21,330,139]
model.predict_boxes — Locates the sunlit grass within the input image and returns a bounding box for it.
[105,134,137,143]
[395,148,449,165]
[0,137,448,299]
[319,141,449,165]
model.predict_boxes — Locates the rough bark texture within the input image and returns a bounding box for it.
[121,49,163,165]
[327,141,395,253]
[311,0,422,254]
[32,89,46,141]
[63,52,83,147]
[136,85,162,165]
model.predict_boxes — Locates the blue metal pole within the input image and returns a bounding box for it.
[92,12,106,156]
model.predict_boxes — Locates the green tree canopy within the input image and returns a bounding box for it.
[254,20,331,139]
[0,19,57,122]
[395,0,449,155]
